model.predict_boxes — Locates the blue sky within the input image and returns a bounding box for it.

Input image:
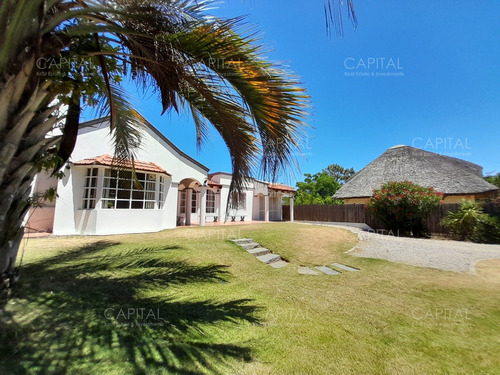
[89,0,500,185]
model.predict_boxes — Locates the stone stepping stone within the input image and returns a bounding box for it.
[270,260,289,268]
[331,263,360,272]
[247,247,271,256]
[232,238,254,244]
[315,266,340,275]
[298,266,320,275]
[256,253,281,264]
[240,242,260,250]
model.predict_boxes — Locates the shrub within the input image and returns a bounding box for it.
[472,215,500,244]
[443,200,500,244]
[441,200,484,240]
[367,181,443,236]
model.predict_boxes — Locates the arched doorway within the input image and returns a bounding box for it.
[177,178,202,226]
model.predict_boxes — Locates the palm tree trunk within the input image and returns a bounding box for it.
[0,57,58,288]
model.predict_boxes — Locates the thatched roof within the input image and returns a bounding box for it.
[333,145,498,199]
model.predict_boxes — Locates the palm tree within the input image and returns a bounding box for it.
[0,0,310,287]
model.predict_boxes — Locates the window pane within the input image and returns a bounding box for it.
[132,190,144,200]
[117,189,131,199]
[118,178,131,190]
[102,200,114,209]
[103,177,116,189]
[102,189,115,199]
[119,170,132,180]
[116,200,129,209]
[131,200,144,209]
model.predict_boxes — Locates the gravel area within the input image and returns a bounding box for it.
[348,230,500,273]
[295,221,500,273]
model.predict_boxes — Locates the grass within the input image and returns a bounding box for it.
[1,222,499,374]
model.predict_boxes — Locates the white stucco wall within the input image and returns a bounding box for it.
[52,118,209,235]
[209,173,256,221]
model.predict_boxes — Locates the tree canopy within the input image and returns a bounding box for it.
[291,164,355,205]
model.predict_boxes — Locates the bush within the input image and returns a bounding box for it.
[443,200,500,244]
[441,200,484,240]
[367,181,443,236]
[472,215,500,244]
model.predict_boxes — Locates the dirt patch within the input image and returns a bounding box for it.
[474,259,500,283]
[291,226,358,264]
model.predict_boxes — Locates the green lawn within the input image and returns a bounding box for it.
[1,223,499,374]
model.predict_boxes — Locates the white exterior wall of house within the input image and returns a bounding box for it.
[52,118,208,235]
[209,173,256,222]
[28,116,295,236]
[252,180,268,221]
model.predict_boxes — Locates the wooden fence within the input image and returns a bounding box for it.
[282,203,480,234]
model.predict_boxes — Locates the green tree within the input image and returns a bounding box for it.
[323,164,355,184]
[485,173,500,188]
[294,172,342,205]
[367,181,444,236]
[0,0,309,286]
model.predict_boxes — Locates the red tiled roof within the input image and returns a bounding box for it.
[73,154,170,175]
[269,183,295,192]
[207,179,222,188]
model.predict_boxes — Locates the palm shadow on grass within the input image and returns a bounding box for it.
[0,241,260,374]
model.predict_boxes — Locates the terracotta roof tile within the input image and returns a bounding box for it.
[207,179,222,188]
[269,183,295,192]
[73,154,170,175]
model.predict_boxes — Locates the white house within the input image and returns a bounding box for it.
[26,116,295,235]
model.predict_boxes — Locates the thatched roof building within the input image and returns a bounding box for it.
[333,145,498,204]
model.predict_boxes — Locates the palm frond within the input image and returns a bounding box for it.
[94,82,142,167]
[4,0,310,195]
[324,0,358,38]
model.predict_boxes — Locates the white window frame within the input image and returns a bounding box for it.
[101,169,160,210]
[191,190,197,213]
[179,191,186,214]
[82,168,98,209]
[206,190,216,213]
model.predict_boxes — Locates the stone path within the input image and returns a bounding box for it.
[232,238,361,275]
[232,238,289,268]
[315,266,340,275]
[299,263,360,276]
[298,266,320,275]
[331,263,360,272]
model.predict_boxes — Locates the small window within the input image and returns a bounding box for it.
[179,191,186,214]
[191,190,197,213]
[82,168,98,209]
[158,176,165,209]
[206,190,216,213]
